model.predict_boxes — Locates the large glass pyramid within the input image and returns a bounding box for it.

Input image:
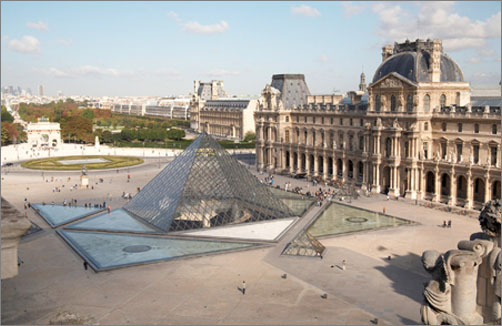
[124,133,294,232]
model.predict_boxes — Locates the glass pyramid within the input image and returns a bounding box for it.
[124,133,294,232]
[281,230,325,257]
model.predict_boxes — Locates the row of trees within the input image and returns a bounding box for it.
[1,106,26,145]
[94,128,186,144]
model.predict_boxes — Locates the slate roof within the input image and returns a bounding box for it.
[271,74,311,109]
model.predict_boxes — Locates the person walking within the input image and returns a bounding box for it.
[107,205,111,214]
[242,280,246,295]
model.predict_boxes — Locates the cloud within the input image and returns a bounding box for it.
[167,11,181,22]
[478,49,495,57]
[341,2,365,17]
[372,2,501,52]
[26,21,48,31]
[56,39,73,46]
[291,5,320,17]
[320,54,328,63]
[47,67,71,77]
[207,69,240,76]
[182,20,228,34]
[467,57,481,64]
[153,68,180,76]
[8,35,40,53]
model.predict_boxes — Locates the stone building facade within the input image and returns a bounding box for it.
[255,39,501,210]
[190,80,257,141]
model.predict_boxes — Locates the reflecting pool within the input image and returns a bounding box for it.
[308,202,412,237]
[58,230,260,271]
[32,204,103,227]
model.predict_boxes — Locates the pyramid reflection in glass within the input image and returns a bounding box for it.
[124,133,294,232]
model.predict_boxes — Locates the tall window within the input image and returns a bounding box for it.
[424,122,429,131]
[385,138,392,158]
[474,124,479,133]
[441,142,447,159]
[492,124,497,135]
[375,95,381,112]
[313,131,316,146]
[321,117,324,124]
[440,94,446,107]
[423,94,431,112]
[340,118,343,125]
[330,117,334,124]
[296,129,300,142]
[405,142,409,157]
[442,122,447,132]
[456,143,462,162]
[313,117,316,124]
[406,94,413,112]
[473,144,479,164]
[390,95,397,112]
[285,130,290,143]
[458,123,463,132]
[359,135,364,151]
[423,142,428,159]
[339,134,344,149]
[304,131,308,145]
[349,135,354,151]
[491,147,497,166]
[304,116,307,123]
[349,118,353,126]
[360,119,363,127]
[296,116,299,123]
[285,116,289,122]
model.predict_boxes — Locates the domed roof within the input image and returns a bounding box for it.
[372,51,464,83]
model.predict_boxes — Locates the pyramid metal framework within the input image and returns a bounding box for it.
[281,230,325,257]
[124,133,294,232]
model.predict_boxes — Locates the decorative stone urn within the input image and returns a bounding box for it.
[421,199,501,325]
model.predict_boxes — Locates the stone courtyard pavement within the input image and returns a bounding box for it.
[1,158,481,325]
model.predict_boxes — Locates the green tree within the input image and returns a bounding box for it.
[120,128,135,142]
[1,126,9,145]
[61,116,93,143]
[101,130,113,143]
[82,109,94,121]
[167,128,185,141]
[1,106,14,123]
[243,131,256,142]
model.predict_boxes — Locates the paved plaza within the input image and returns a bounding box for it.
[1,155,481,325]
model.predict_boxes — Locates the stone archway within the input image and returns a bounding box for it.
[318,156,324,174]
[301,153,306,171]
[348,160,353,179]
[382,166,391,194]
[309,154,315,173]
[457,175,467,201]
[328,157,333,176]
[426,171,435,194]
[473,178,485,204]
[492,181,501,200]
[337,159,343,176]
[285,151,290,169]
[293,152,298,170]
[441,173,451,196]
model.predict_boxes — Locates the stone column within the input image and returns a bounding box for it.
[342,159,348,183]
[323,154,328,180]
[373,164,381,193]
[257,148,264,171]
[297,152,302,173]
[332,156,338,180]
[466,171,473,209]
[289,150,294,173]
[449,167,457,206]
[484,172,491,204]
[434,167,441,202]
[305,152,311,176]
[313,154,319,177]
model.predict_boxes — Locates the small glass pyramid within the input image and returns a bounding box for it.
[124,133,294,232]
[281,230,325,257]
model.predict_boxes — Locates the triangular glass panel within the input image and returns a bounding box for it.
[282,230,325,257]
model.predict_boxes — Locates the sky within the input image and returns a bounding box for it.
[1,1,501,97]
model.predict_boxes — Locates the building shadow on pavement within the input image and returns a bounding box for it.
[374,252,427,306]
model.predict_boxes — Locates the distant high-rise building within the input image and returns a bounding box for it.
[38,85,44,97]
[57,90,63,97]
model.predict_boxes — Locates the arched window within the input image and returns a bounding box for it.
[492,124,498,135]
[406,95,413,112]
[424,122,429,131]
[385,138,392,158]
[423,94,431,112]
[390,95,396,112]
[440,94,446,107]
[375,95,381,112]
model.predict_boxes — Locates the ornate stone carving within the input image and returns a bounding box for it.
[421,199,502,325]
[380,77,403,88]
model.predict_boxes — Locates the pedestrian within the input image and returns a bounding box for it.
[382,207,386,214]
[443,220,447,228]
[107,205,111,214]
[83,261,88,270]
[342,260,346,270]
[242,280,246,295]
[103,201,106,208]
[448,220,451,228]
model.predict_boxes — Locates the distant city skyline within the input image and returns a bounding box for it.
[1,1,500,97]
